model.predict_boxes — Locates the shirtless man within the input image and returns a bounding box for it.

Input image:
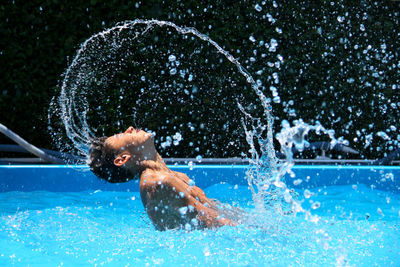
[89,126,236,230]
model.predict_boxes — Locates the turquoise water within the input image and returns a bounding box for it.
[0,184,399,266]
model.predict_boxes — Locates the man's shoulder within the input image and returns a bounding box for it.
[140,170,178,189]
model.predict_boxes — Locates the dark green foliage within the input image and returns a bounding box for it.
[1,0,399,159]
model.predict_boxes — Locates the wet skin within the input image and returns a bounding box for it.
[106,127,234,230]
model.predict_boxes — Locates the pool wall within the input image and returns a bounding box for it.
[0,165,399,193]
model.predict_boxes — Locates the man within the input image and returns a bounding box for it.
[89,126,237,230]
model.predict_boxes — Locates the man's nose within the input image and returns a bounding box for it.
[125,126,134,133]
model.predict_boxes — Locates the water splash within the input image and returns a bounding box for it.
[48,19,333,224]
[48,19,271,162]
[241,109,344,223]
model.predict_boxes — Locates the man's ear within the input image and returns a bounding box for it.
[113,154,132,167]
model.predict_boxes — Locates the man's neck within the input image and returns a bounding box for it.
[140,153,169,174]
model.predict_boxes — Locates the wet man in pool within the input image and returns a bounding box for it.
[89,126,238,230]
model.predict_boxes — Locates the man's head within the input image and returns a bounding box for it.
[89,126,156,183]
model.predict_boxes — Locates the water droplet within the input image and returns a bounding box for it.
[283,190,292,203]
[273,96,281,103]
[204,247,211,257]
[347,78,355,83]
[377,131,390,140]
[268,38,278,52]
[168,54,176,62]
[170,68,177,75]
[293,179,302,185]
[196,155,202,162]
[311,201,320,209]
[337,16,345,23]
[173,132,182,142]
[191,218,198,226]
[304,189,313,199]
[273,180,285,188]
[188,161,194,170]
[178,206,188,215]
[377,208,384,216]
[254,4,262,12]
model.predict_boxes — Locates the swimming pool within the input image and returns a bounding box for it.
[0,165,399,265]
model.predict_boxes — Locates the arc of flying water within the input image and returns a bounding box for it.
[54,19,327,220]
[55,19,276,163]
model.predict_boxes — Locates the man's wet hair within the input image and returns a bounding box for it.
[89,136,133,183]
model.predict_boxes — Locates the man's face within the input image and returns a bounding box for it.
[105,126,154,156]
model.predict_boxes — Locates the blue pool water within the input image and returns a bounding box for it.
[0,165,399,265]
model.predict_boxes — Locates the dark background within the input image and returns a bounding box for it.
[1,0,399,160]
